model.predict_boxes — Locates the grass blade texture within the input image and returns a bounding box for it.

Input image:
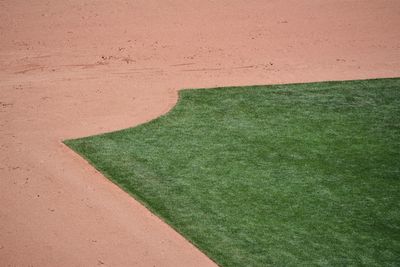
[65,78,400,266]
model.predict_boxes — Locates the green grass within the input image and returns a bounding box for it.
[65,78,400,266]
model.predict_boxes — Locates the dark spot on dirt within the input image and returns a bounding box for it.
[0,102,13,108]
[121,57,135,64]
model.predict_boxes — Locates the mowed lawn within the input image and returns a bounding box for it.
[65,78,400,266]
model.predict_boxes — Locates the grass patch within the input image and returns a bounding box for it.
[65,78,400,266]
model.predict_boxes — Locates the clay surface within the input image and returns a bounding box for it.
[1,0,399,266]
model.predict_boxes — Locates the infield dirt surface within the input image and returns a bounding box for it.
[1,1,399,266]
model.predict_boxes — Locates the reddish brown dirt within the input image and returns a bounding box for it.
[1,0,399,266]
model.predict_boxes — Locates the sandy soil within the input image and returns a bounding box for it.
[1,0,399,266]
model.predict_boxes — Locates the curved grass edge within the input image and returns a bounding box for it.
[63,77,400,266]
[65,77,399,140]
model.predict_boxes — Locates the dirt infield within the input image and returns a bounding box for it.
[1,0,399,266]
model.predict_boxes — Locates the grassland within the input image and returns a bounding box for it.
[65,78,400,266]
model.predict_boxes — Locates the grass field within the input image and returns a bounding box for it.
[65,78,400,266]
